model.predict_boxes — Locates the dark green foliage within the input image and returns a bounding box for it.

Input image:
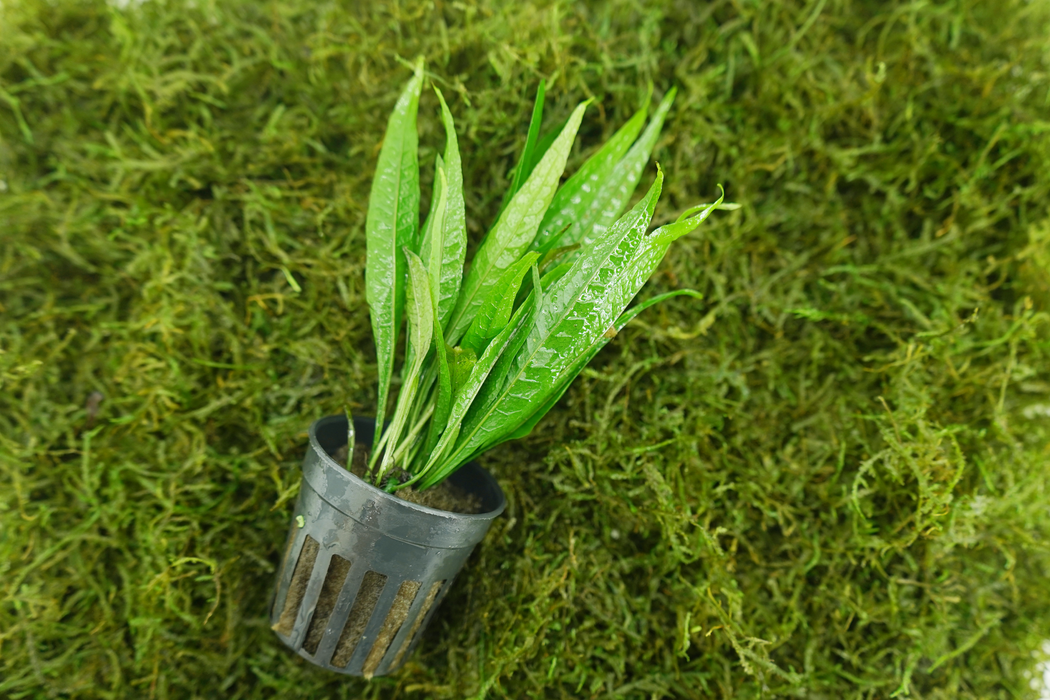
[2,0,1050,697]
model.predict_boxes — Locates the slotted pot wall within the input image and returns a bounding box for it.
[270,415,506,677]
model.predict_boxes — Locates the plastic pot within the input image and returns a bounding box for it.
[269,414,506,678]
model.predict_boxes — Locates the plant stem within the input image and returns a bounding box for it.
[390,403,434,467]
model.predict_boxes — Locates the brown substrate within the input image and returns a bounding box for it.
[330,443,482,514]
[330,570,387,668]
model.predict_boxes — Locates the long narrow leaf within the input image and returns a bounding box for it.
[432,87,468,329]
[540,170,663,335]
[461,251,540,356]
[421,168,448,305]
[515,258,572,308]
[470,289,704,455]
[497,79,546,216]
[527,115,568,175]
[535,87,676,257]
[417,166,450,464]
[486,205,720,452]
[413,294,538,488]
[422,335,452,461]
[376,249,434,479]
[418,154,445,268]
[612,188,726,308]
[614,288,704,329]
[447,345,477,399]
[435,174,665,473]
[365,63,424,447]
[446,100,589,343]
[460,265,543,451]
[404,162,448,386]
[530,93,651,253]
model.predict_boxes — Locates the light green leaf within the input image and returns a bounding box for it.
[421,167,448,307]
[614,289,704,329]
[432,87,468,330]
[403,163,447,384]
[533,87,676,256]
[474,289,703,454]
[422,312,453,462]
[539,242,581,271]
[418,169,451,461]
[418,153,445,266]
[540,169,664,333]
[529,91,652,253]
[376,248,433,479]
[365,62,424,447]
[526,197,721,444]
[461,251,540,356]
[619,187,726,295]
[498,79,546,216]
[515,259,572,308]
[446,100,589,343]
[527,115,568,175]
[413,294,536,488]
[434,172,665,473]
[447,345,477,400]
[461,265,543,448]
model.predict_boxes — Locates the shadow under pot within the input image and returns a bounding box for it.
[270,414,506,678]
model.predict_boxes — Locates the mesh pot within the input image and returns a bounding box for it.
[270,414,506,678]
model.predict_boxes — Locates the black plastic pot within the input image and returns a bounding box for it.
[269,415,505,678]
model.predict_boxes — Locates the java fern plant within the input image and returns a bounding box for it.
[354,61,729,492]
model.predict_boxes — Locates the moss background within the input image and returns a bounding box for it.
[3,0,1050,697]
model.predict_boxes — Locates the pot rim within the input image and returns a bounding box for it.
[305,414,507,524]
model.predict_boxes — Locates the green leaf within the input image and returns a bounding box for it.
[539,242,580,271]
[418,153,445,262]
[533,87,677,256]
[476,289,703,454]
[509,195,720,455]
[540,261,573,286]
[447,345,477,399]
[432,87,468,330]
[497,79,547,216]
[403,163,447,384]
[461,265,543,449]
[514,258,572,308]
[529,92,651,253]
[434,173,665,473]
[446,99,589,344]
[514,196,722,454]
[512,256,571,308]
[417,166,452,462]
[617,187,726,300]
[420,167,448,308]
[540,169,664,331]
[422,310,453,462]
[365,62,424,447]
[413,294,536,488]
[460,251,540,356]
[474,182,724,465]
[376,248,434,480]
[614,288,704,329]
[527,115,568,175]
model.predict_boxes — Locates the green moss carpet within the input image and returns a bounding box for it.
[2,0,1050,697]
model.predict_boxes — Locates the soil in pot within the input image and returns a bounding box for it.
[330,443,483,514]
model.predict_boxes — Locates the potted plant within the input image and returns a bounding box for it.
[269,61,731,678]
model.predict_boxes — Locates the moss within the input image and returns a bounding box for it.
[2,0,1050,698]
